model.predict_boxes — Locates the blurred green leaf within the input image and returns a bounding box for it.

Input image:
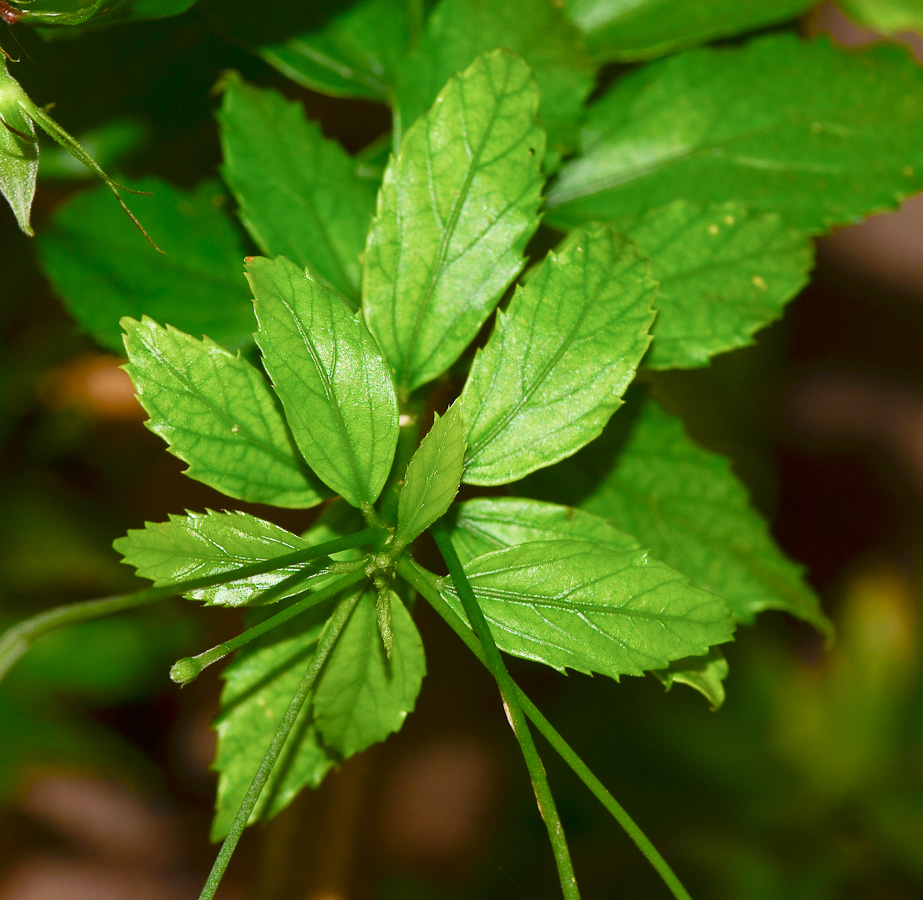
[836,0,923,34]
[363,50,544,393]
[218,75,377,302]
[653,647,728,709]
[546,34,923,235]
[39,178,253,352]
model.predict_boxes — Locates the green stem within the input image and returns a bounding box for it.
[430,521,580,900]
[397,554,694,900]
[171,567,367,684]
[198,587,363,900]
[0,528,380,686]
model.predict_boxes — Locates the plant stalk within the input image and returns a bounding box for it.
[397,553,694,900]
[430,521,581,900]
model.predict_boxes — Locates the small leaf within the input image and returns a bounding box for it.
[521,396,832,634]
[837,0,923,34]
[313,587,425,758]
[462,228,655,485]
[250,255,399,508]
[122,316,328,508]
[39,178,252,352]
[395,0,593,158]
[218,75,377,302]
[439,540,735,679]
[446,497,639,566]
[114,510,329,607]
[546,34,923,235]
[206,0,416,101]
[211,600,334,840]
[566,0,813,62]
[608,201,813,369]
[363,49,545,393]
[396,402,467,547]
[653,647,729,710]
[0,59,39,236]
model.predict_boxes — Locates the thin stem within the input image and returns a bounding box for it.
[0,528,380,686]
[171,567,367,684]
[199,587,363,900]
[430,521,580,900]
[397,554,694,900]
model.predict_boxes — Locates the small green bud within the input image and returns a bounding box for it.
[170,656,203,685]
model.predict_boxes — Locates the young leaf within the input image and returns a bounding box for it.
[114,510,329,607]
[566,0,813,62]
[652,647,728,710]
[363,49,545,393]
[218,76,377,303]
[546,34,923,236]
[395,402,467,548]
[395,0,593,157]
[250,255,399,508]
[0,59,39,236]
[211,600,334,840]
[438,540,735,679]
[521,396,833,634]
[606,201,813,369]
[207,0,417,101]
[122,316,329,508]
[462,229,655,485]
[313,587,425,759]
[445,497,639,566]
[40,179,252,352]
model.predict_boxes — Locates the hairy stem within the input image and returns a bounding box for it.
[199,587,363,900]
[0,527,380,686]
[430,521,580,900]
[397,554,694,900]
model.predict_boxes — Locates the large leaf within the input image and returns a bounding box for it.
[114,510,329,607]
[208,0,418,101]
[521,397,832,633]
[313,588,425,758]
[39,178,253,352]
[462,229,655,485]
[122,316,328,508]
[0,60,39,236]
[218,76,377,303]
[250,255,399,507]
[446,497,639,566]
[546,34,923,236]
[395,402,466,547]
[363,49,544,393]
[211,600,334,840]
[609,201,813,369]
[566,0,813,62]
[395,0,593,157]
[439,540,734,679]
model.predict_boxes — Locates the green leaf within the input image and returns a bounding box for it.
[566,0,813,62]
[521,397,832,634]
[211,600,334,840]
[608,201,813,369]
[438,540,734,679]
[652,647,728,710]
[313,587,425,758]
[20,0,196,26]
[446,497,639,566]
[462,228,655,485]
[396,403,467,547]
[122,316,329,508]
[39,178,252,352]
[218,75,377,303]
[837,0,923,34]
[363,49,545,393]
[114,510,329,607]
[250,255,399,507]
[546,34,923,235]
[0,59,39,236]
[395,0,593,157]
[207,0,416,101]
